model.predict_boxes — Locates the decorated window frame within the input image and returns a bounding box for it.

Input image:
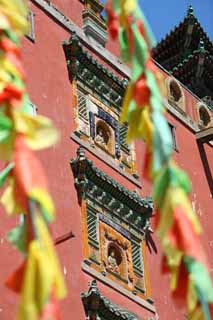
[63,33,139,180]
[71,148,154,304]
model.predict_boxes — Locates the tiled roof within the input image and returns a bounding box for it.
[152,5,213,71]
[81,280,142,320]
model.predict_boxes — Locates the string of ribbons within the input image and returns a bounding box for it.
[0,1,66,319]
[106,1,213,319]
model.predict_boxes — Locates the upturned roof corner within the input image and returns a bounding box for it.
[152,6,213,101]
[81,280,141,320]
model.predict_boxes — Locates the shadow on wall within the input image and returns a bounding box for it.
[197,141,213,198]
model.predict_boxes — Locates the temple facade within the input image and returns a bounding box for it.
[0,1,213,319]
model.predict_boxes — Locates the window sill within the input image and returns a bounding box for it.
[71,132,142,188]
[81,261,156,314]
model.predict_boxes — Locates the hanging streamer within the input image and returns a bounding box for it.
[106,1,213,319]
[0,1,66,319]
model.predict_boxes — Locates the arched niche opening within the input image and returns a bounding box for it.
[95,119,114,154]
[167,77,186,112]
[107,242,126,277]
[170,80,182,102]
[198,105,211,127]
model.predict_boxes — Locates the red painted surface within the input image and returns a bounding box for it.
[0,1,212,320]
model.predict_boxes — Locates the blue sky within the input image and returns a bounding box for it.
[102,1,213,42]
[140,0,213,41]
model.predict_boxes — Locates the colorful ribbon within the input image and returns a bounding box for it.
[106,1,213,319]
[0,1,66,319]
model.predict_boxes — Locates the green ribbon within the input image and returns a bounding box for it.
[7,218,27,254]
[0,113,13,143]
[0,162,14,187]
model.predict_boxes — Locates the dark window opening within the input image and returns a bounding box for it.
[168,123,178,152]
[26,11,35,42]
[199,107,211,127]
[96,121,110,146]
[169,80,182,102]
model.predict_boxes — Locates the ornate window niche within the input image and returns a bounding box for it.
[71,148,154,303]
[196,102,212,128]
[94,119,115,155]
[100,222,134,286]
[166,77,186,113]
[63,33,138,179]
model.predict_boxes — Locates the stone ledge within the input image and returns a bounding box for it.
[81,261,156,314]
[71,132,142,188]
[31,0,130,77]
[164,98,199,133]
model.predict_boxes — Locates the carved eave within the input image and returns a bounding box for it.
[81,280,140,320]
[152,5,213,71]
[171,43,213,99]
[71,147,153,231]
[63,32,128,110]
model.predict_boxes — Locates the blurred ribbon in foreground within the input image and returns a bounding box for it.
[106,1,213,319]
[0,1,66,319]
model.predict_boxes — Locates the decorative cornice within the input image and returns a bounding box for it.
[81,280,141,320]
[63,32,128,110]
[70,147,153,231]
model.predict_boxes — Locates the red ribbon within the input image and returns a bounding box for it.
[13,135,48,212]
[106,3,119,39]
[168,206,207,266]
[5,261,26,294]
[133,75,150,107]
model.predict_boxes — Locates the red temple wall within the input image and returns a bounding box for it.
[144,110,213,319]
[0,1,212,320]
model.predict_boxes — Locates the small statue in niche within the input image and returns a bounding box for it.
[95,125,109,149]
[108,248,119,273]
